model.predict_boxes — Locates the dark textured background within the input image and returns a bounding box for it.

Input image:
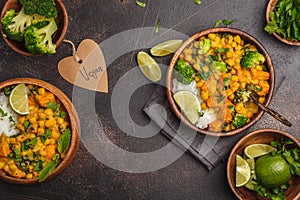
[0,0,299,199]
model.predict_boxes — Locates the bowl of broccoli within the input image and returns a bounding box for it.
[0,0,68,56]
[166,27,275,137]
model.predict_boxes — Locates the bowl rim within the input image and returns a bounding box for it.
[0,0,68,56]
[166,27,275,137]
[0,78,80,184]
[266,0,300,46]
[226,128,300,200]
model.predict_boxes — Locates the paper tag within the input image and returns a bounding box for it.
[58,39,108,93]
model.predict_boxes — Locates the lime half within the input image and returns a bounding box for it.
[173,90,201,124]
[255,154,291,188]
[244,144,276,159]
[137,51,162,82]
[9,84,30,115]
[150,40,183,56]
[236,154,251,187]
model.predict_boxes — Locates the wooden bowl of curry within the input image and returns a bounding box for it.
[166,27,275,137]
[0,78,80,184]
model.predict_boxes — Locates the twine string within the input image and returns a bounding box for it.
[63,39,83,64]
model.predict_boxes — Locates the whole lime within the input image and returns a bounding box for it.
[255,154,291,188]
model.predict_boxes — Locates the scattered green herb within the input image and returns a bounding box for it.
[23,120,31,131]
[228,105,235,115]
[46,102,60,111]
[247,84,262,91]
[224,77,231,89]
[214,19,234,28]
[215,48,230,54]
[9,116,15,124]
[9,148,22,162]
[0,108,7,117]
[33,160,43,172]
[22,138,38,151]
[60,111,67,119]
[136,0,146,8]
[217,95,225,103]
[194,0,202,5]
[40,129,52,143]
[3,86,12,96]
[155,18,161,34]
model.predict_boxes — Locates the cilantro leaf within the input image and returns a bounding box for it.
[194,0,202,5]
[136,0,146,8]
[155,18,161,34]
[0,108,7,117]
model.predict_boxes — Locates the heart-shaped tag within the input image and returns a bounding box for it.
[58,39,108,93]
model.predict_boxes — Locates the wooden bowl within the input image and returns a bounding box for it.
[166,27,275,137]
[0,78,80,184]
[0,0,68,56]
[227,129,300,200]
[266,0,300,46]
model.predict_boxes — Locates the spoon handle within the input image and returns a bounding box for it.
[249,94,292,127]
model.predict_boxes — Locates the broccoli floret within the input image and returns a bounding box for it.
[20,0,57,18]
[241,51,265,68]
[24,20,58,55]
[198,38,210,54]
[1,8,34,42]
[232,114,248,128]
[174,59,196,84]
[212,61,227,73]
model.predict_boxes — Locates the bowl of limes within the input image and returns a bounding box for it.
[227,129,300,200]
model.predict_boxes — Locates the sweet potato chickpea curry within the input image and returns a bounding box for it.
[175,33,270,132]
[0,84,71,182]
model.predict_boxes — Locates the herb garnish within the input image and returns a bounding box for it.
[38,154,60,182]
[58,128,71,154]
[46,102,60,111]
[214,19,234,28]
[155,18,161,34]
[194,0,202,5]
[136,0,146,8]
[0,108,7,117]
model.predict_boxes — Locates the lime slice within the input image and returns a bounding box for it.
[9,84,30,115]
[245,158,255,171]
[150,40,183,56]
[173,90,201,124]
[236,154,251,187]
[137,51,162,82]
[244,174,257,190]
[244,144,276,159]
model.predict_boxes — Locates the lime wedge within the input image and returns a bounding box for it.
[245,158,255,171]
[173,90,201,124]
[236,154,251,187]
[150,40,183,56]
[9,84,30,115]
[137,51,162,82]
[244,144,276,159]
[244,173,257,190]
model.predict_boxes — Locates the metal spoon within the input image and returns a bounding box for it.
[248,92,292,127]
